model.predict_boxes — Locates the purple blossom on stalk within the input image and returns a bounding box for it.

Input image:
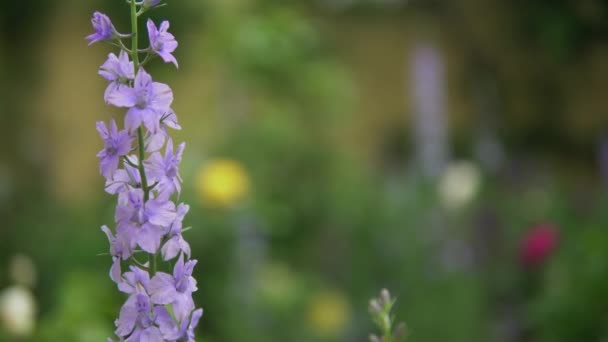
[102,225,133,261]
[87,12,117,45]
[100,50,135,99]
[105,68,174,134]
[96,119,133,179]
[115,293,164,340]
[91,2,202,340]
[117,265,151,295]
[161,308,203,342]
[104,155,141,195]
[146,110,181,152]
[147,19,179,68]
[149,254,197,321]
[146,139,185,199]
[115,189,176,253]
[162,203,191,260]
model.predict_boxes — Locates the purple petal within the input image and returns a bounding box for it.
[118,50,135,79]
[140,327,163,342]
[154,306,181,340]
[101,154,120,179]
[110,257,122,284]
[96,121,109,139]
[125,107,145,133]
[115,295,138,337]
[134,68,153,91]
[144,152,165,181]
[161,236,181,261]
[159,21,170,33]
[173,253,185,280]
[106,84,137,108]
[157,51,179,68]
[147,19,158,44]
[187,308,204,342]
[162,110,181,130]
[101,225,115,244]
[99,53,120,81]
[181,238,192,259]
[184,260,197,278]
[146,130,166,152]
[149,272,178,305]
[146,199,176,227]
[150,82,173,110]
[142,109,162,134]
[137,223,164,253]
[172,292,195,322]
[116,131,133,156]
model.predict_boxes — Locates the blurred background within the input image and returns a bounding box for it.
[1,0,608,341]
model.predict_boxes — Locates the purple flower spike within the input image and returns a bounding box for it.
[87,12,116,45]
[105,68,174,134]
[96,119,133,179]
[91,2,201,340]
[147,19,179,68]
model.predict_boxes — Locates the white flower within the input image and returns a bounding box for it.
[438,161,481,210]
[0,286,36,337]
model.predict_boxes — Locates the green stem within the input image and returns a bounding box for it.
[129,0,156,276]
[130,0,139,70]
[150,252,157,276]
[136,127,149,201]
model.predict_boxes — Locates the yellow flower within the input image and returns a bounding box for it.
[196,159,250,207]
[307,290,351,337]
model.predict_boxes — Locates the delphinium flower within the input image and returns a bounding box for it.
[86,12,118,45]
[147,19,179,68]
[96,119,133,179]
[105,68,174,135]
[88,1,202,341]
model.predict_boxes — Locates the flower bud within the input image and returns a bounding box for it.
[369,299,382,314]
[86,12,117,45]
[143,0,162,8]
[380,288,391,305]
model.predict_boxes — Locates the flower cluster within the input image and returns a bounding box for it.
[89,1,201,341]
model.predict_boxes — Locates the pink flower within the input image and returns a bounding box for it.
[519,223,559,267]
